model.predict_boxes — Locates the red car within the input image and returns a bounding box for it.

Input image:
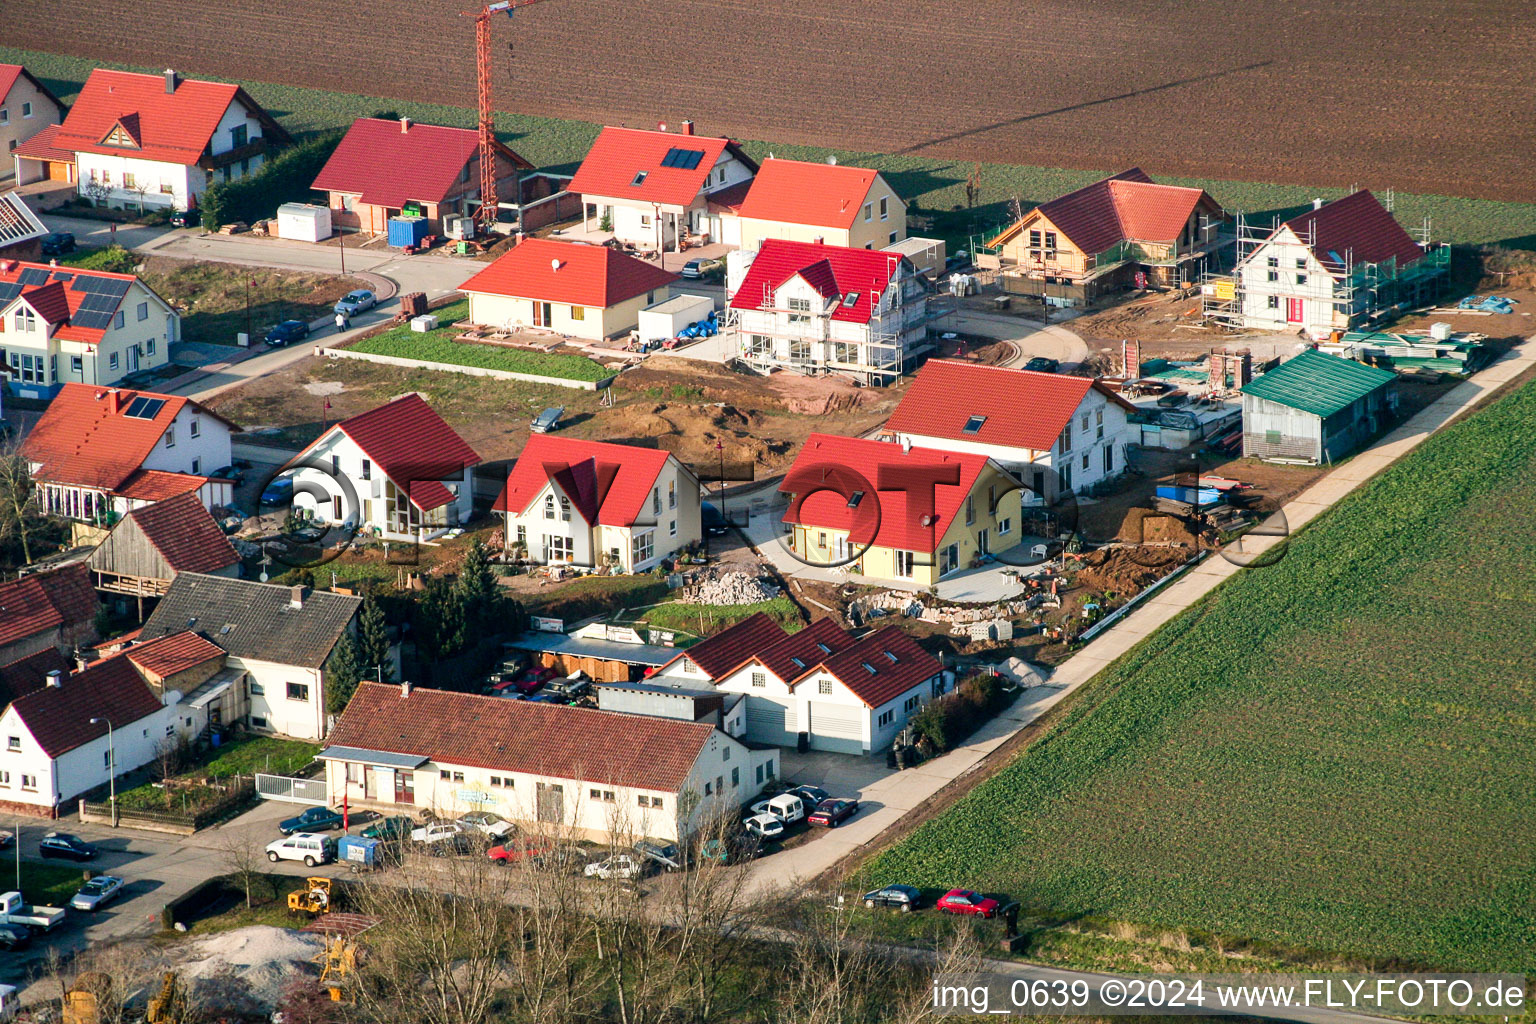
[487,836,550,864]
[807,798,860,827]
[936,889,1000,918]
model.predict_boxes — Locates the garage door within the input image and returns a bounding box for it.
[745,696,797,746]
[808,702,866,755]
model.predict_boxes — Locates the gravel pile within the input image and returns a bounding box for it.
[180,925,325,1010]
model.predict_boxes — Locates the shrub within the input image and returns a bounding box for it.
[201,130,344,230]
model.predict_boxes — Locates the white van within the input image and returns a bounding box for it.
[265,832,336,867]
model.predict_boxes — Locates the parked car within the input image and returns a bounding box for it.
[680,259,705,279]
[0,924,30,951]
[542,676,592,701]
[744,793,806,827]
[0,831,13,850]
[789,786,830,809]
[334,289,377,316]
[411,821,466,844]
[279,806,345,836]
[360,815,415,842]
[634,840,683,872]
[701,502,729,537]
[0,891,65,932]
[530,406,564,434]
[742,814,785,842]
[1023,357,1059,374]
[39,232,75,257]
[487,836,550,865]
[170,208,198,228]
[423,833,481,858]
[584,853,644,881]
[260,476,295,506]
[936,889,1000,918]
[265,319,311,346]
[699,835,762,865]
[70,875,125,912]
[266,833,336,867]
[862,884,921,912]
[807,798,860,827]
[210,465,245,486]
[458,812,515,838]
[39,833,97,861]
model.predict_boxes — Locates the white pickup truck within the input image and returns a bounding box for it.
[0,890,66,932]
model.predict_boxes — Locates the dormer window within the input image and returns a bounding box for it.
[631,171,648,186]
[13,309,34,332]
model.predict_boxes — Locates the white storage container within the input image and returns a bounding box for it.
[410,315,439,333]
[275,203,333,243]
[1429,322,1452,341]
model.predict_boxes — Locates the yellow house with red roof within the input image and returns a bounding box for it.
[780,433,1023,587]
[733,157,907,254]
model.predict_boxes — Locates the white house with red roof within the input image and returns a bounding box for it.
[1231,190,1448,336]
[779,432,1023,587]
[282,394,479,542]
[568,123,758,252]
[495,434,701,571]
[733,158,907,254]
[0,258,179,396]
[23,384,236,541]
[47,68,288,212]
[881,360,1136,500]
[728,238,931,386]
[1,63,66,183]
[988,168,1226,302]
[652,612,945,754]
[310,116,534,236]
[460,237,678,341]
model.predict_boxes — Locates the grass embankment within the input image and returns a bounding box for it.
[348,300,610,382]
[867,375,1536,974]
[641,597,802,636]
[18,863,88,907]
[9,44,1536,253]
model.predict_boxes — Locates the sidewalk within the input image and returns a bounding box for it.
[741,336,1535,893]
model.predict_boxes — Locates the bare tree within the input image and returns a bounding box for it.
[0,440,44,567]
[126,179,152,215]
[213,827,270,910]
[82,177,112,208]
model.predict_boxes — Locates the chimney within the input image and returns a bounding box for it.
[106,389,121,415]
[400,679,412,699]
[1312,197,1324,210]
[163,69,178,94]
[45,670,63,689]
[400,116,412,133]
[289,584,304,610]
[681,119,694,136]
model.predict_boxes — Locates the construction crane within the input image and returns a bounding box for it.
[462,0,561,233]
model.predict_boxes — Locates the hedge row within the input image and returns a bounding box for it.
[200,130,344,230]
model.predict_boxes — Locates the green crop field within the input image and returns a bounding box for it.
[347,300,610,382]
[867,374,1536,974]
[7,44,1536,254]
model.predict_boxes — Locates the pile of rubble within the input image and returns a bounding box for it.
[848,589,1057,627]
[684,571,781,607]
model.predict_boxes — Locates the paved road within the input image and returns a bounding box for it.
[947,308,1091,368]
[739,333,1536,896]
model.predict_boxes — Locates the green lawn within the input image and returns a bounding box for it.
[13,862,87,907]
[7,44,1536,252]
[348,300,611,382]
[641,596,803,636]
[200,736,320,777]
[868,374,1536,974]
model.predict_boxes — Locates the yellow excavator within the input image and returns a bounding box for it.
[287,876,333,916]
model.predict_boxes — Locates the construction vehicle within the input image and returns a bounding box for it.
[287,876,333,916]
[146,972,189,1024]
[305,913,379,1003]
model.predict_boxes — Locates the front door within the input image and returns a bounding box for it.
[1286,297,1304,324]
[127,345,140,372]
[394,769,414,805]
[365,767,379,800]
[940,543,959,575]
[977,529,989,555]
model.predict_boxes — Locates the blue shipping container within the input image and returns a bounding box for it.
[387,216,429,248]
[338,835,383,869]
[1156,485,1222,506]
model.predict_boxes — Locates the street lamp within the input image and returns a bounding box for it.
[89,717,116,827]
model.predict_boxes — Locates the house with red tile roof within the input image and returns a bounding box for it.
[988,168,1227,303]
[23,383,237,541]
[727,238,932,386]
[319,681,766,843]
[0,642,220,816]
[48,68,288,213]
[779,432,1024,587]
[281,393,479,542]
[1,64,66,185]
[311,116,534,237]
[0,258,181,397]
[881,360,1137,501]
[86,492,239,609]
[0,564,99,667]
[652,613,945,754]
[569,123,758,252]
[733,157,907,254]
[494,434,701,571]
[1230,190,1449,337]
[460,237,677,341]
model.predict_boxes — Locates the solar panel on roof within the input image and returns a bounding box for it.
[17,268,48,286]
[124,396,166,419]
[51,272,74,283]
[72,311,112,330]
[661,147,704,170]
[0,284,20,303]
[99,279,131,299]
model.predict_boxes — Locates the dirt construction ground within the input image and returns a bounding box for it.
[9,1,1535,203]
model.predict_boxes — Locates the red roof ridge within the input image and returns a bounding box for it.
[568,125,759,209]
[460,237,678,309]
[729,239,904,325]
[493,434,678,527]
[735,157,885,230]
[310,116,532,209]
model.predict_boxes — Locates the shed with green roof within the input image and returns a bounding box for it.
[1240,349,1397,463]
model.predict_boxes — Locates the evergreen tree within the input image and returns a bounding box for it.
[416,576,465,662]
[453,537,501,634]
[357,593,391,683]
[324,635,362,714]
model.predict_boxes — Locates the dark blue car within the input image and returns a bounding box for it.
[260,476,295,506]
[279,805,345,836]
[265,319,311,346]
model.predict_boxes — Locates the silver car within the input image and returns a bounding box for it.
[334,289,377,315]
[70,875,124,912]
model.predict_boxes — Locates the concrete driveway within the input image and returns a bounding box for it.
[946,309,1090,368]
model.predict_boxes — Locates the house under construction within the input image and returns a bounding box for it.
[1202,190,1449,337]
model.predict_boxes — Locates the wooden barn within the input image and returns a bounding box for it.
[86,493,239,614]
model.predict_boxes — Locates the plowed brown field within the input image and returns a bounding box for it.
[7,0,1535,201]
